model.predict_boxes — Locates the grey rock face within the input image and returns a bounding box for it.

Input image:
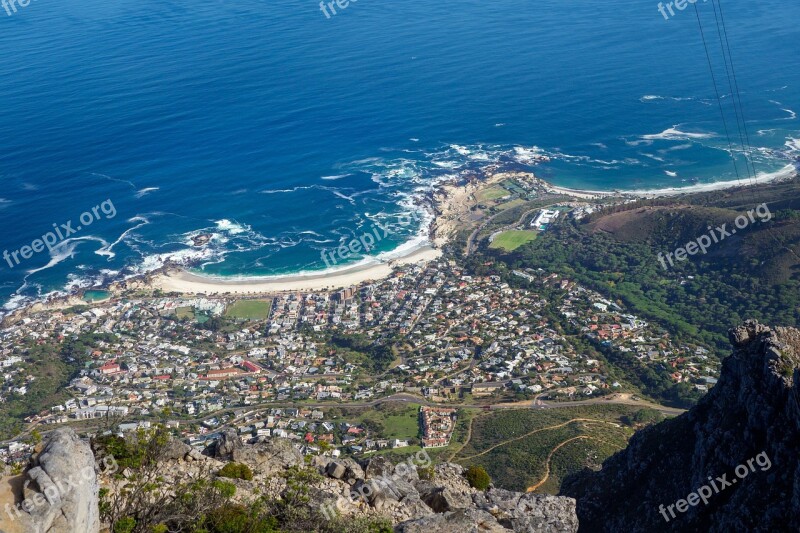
[158,439,193,462]
[208,429,242,460]
[326,461,347,480]
[562,320,800,532]
[18,428,100,533]
[394,508,509,533]
[231,438,304,476]
[472,490,580,532]
[363,456,395,480]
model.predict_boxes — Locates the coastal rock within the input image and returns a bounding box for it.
[191,233,213,247]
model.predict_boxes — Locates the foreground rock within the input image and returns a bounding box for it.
[562,321,800,532]
[6,428,100,533]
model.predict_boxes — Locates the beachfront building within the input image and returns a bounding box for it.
[531,209,560,230]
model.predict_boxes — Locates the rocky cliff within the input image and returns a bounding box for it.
[195,430,580,532]
[561,320,800,532]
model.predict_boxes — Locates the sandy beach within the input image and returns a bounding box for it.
[150,245,442,295]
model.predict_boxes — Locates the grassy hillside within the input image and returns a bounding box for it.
[451,405,643,492]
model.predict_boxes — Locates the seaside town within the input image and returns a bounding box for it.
[0,247,720,465]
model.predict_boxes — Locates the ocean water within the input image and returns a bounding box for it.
[0,0,798,314]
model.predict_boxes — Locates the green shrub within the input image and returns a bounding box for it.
[204,503,278,533]
[417,465,435,481]
[218,462,254,481]
[113,517,136,533]
[465,465,491,490]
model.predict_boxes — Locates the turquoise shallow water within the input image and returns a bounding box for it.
[0,0,798,314]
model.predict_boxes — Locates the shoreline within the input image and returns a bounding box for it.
[3,163,797,312]
[146,164,797,296]
[150,245,442,294]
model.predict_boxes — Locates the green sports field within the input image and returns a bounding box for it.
[489,230,538,251]
[225,299,272,320]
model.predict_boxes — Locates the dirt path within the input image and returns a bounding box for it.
[526,436,590,493]
[456,418,608,461]
[447,412,481,461]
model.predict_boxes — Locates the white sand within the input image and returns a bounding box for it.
[546,164,796,199]
[151,246,442,295]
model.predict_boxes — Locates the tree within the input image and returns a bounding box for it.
[465,465,491,490]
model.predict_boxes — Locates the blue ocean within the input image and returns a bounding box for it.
[0,0,798,314]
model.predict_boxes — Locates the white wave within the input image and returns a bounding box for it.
[786,138,800,152]
[99,215,151,259]
[640,153,665,162]
[512,146,549,164]
[665,170,678,177]
[135,187,160,198]
[25,236,109,276]
[321,174,350,181]
[431,160,461,169]
[0,198,10,209]
[450,145,472,156]
[640,95,696,103]
[769,100,797,120]
[215,219,247,235]
[409,138,420,142]
[260,186,315,194]
[757,129,777,136]
[1,292,30,313]
[91,172,136,190]
[624,164,796,196]
[642,127,714,141]
[495,123,506,127]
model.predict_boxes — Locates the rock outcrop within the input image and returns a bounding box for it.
[7,428,100,533]
[561,320,800,532]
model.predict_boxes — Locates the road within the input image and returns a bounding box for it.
[5,391,685,446]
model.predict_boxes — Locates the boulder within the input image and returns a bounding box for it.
[158,439,193,462]
[16,428,100,533]
[207,429,242,459]
[363,456,394,479]
[472,489,579,532]
[231,438,303,476]
[395,508,508,533]
[326,461,347,480]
